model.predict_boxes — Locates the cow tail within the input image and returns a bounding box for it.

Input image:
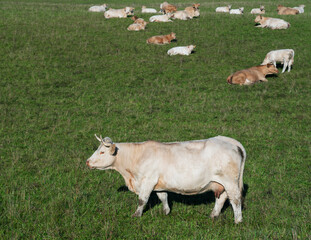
[227,74,233,84]
[237,145,246,194]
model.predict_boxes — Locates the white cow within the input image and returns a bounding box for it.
[104,7,134,19]
[142,6,157,13]
[262,49,295,73]
[293,5,305,13]
[215,5,231,13]
[250,6,265,14]
[149,13,172,22]
[230,7,244,14]
[167,45,196,56]
[171,10,192,20]
[255,15,290,30]
[88,4,107,12]
[86,135,246,224]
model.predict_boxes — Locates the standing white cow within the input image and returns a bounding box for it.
[86,135,246,224]
[261,49,295,73]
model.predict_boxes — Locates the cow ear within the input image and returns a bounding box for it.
[110,144,116,155]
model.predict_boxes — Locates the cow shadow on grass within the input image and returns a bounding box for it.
[118,184,248,214]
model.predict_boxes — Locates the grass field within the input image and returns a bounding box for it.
[0,0,310,239]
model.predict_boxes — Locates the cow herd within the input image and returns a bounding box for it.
[88,2,304,85]
[86,2,305,223]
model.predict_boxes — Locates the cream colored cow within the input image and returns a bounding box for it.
[86,135,246,224]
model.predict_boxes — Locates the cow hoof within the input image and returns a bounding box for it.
[132,211,142,217]
[163,208,170,215]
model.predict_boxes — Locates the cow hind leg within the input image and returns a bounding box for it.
[225,185,243,224]
[156,192,170,215]
[210,191,228,219]
[282,60,288,73]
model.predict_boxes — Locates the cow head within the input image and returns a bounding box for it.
[86,135,117,170]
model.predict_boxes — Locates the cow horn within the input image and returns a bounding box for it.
[95,134,102,142]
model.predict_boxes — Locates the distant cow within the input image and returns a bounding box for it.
[262,49,295,73]
[215,5,231,13]
[149,13,173,22]
[227,64,278,85]
[147,32,176,44]
[255,15,290,30]
[171,10,192,20]
[185,3,200,18]
[293,5,305,13]
[230,7,244,15]
[160,2,177,14]
[88,4,107,12]
[86,135,246,223]
[141,6,157,13]
[250,5,265,14]
[104,7,134,19]
[167,45,196,56]
[277,5,299,15]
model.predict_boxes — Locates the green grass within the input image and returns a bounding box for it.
[0,0,310,239]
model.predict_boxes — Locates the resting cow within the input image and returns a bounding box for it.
[86,135,246,224]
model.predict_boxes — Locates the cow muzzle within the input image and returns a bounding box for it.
[86,159,93,169]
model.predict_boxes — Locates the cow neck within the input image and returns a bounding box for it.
[112,142,141,177]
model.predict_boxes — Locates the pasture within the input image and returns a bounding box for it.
[0,0,310,238]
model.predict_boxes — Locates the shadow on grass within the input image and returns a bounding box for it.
[117,183,249,214]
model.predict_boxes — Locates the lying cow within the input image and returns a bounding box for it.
[262,49,295,73]
[146,32,176,44]
[185,3,200,18]
[277,5,299,15]
[160,2,177,14]
[127,20,148,31]
[230,7,244,15]
[171,10,192,20]
[215,5,231,13]
[104,7,134,19]
[88,4,107,12]
[250,5,265,14]
[293,5,305,13]
[86,135,246,224]
[141,6,157,13]
[167,45,196,56]
[227,64,278,85]
[149,13,173,22]
[255,15,290,30]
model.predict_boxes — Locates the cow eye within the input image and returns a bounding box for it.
[100,151,105,155]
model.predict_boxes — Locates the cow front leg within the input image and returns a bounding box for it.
[156,192,170,215]
[132,180,157,217]
[282,60,288,73]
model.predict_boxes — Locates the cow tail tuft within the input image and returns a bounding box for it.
[237,146,246,194]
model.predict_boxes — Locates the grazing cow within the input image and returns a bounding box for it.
[160,2,177,14]
[86,135,246,224]
[185,3,200,18]
[262,49,295,73]
[104,7,134,19]
[277,5,299,15]
[88,4,107,12]
[227,64,278,85]
[147,32,176,44]
[149,13,173,22]
[250,5,265,14]
[171,10,192,20]
[293,5,305,13]
[230,7,244,15]
[215,5,231,13]
[167,45,196,56]
[255,15,290,30]
[142,6,157,13]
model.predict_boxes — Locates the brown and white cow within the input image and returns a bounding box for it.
[86,135,246,223]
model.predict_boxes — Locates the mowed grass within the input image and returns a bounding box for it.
[0,0,310,238]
